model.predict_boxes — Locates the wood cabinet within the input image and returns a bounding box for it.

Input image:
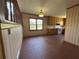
[48,16,65,26]
[48,17,56,25]
[1,25,23,59]
[0,0,23,59]
[48,29,58,35]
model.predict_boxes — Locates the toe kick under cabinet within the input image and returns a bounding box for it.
[1,24,23,59]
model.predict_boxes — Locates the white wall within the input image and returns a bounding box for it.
[65,4,79,46]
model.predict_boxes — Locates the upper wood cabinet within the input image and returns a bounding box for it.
[5,0,22,24]
[48,16,66,26]
[49,17,57,25]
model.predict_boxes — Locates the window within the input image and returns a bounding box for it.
[6,1,14,21]
[29,18,43,30]
[29,18,36,30]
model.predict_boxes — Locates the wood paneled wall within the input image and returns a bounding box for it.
[22,13,48,37]
[65,4,79,46]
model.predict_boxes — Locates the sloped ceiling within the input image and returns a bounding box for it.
[67,0,79,8]
[17,0,66,18]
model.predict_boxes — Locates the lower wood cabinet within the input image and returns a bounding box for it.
[48,29,58,35]
[1,25,23,59]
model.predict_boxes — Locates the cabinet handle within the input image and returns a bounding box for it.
[8,29,11,35]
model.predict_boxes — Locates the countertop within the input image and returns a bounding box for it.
[1,23,21,30]
[47,25,65,29]
[0,20,22,30]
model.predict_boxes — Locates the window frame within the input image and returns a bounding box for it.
[29,18,44,31]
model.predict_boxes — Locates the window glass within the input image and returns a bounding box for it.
[37,19,43,30]
[29,18,36,30]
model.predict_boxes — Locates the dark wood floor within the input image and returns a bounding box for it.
[19,35,79,59]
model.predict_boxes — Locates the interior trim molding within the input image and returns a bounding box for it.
[22,12,38,16]
[67,3,79,9]
[22,12,50,17]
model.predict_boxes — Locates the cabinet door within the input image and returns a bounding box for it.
[9,26,22,59]
[2,29,12,59]
[2,26,23,59]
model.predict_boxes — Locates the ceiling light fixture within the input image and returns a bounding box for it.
[38,10,44,17]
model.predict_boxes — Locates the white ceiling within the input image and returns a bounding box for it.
[17,0,66,18]
[67,0,79,8]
